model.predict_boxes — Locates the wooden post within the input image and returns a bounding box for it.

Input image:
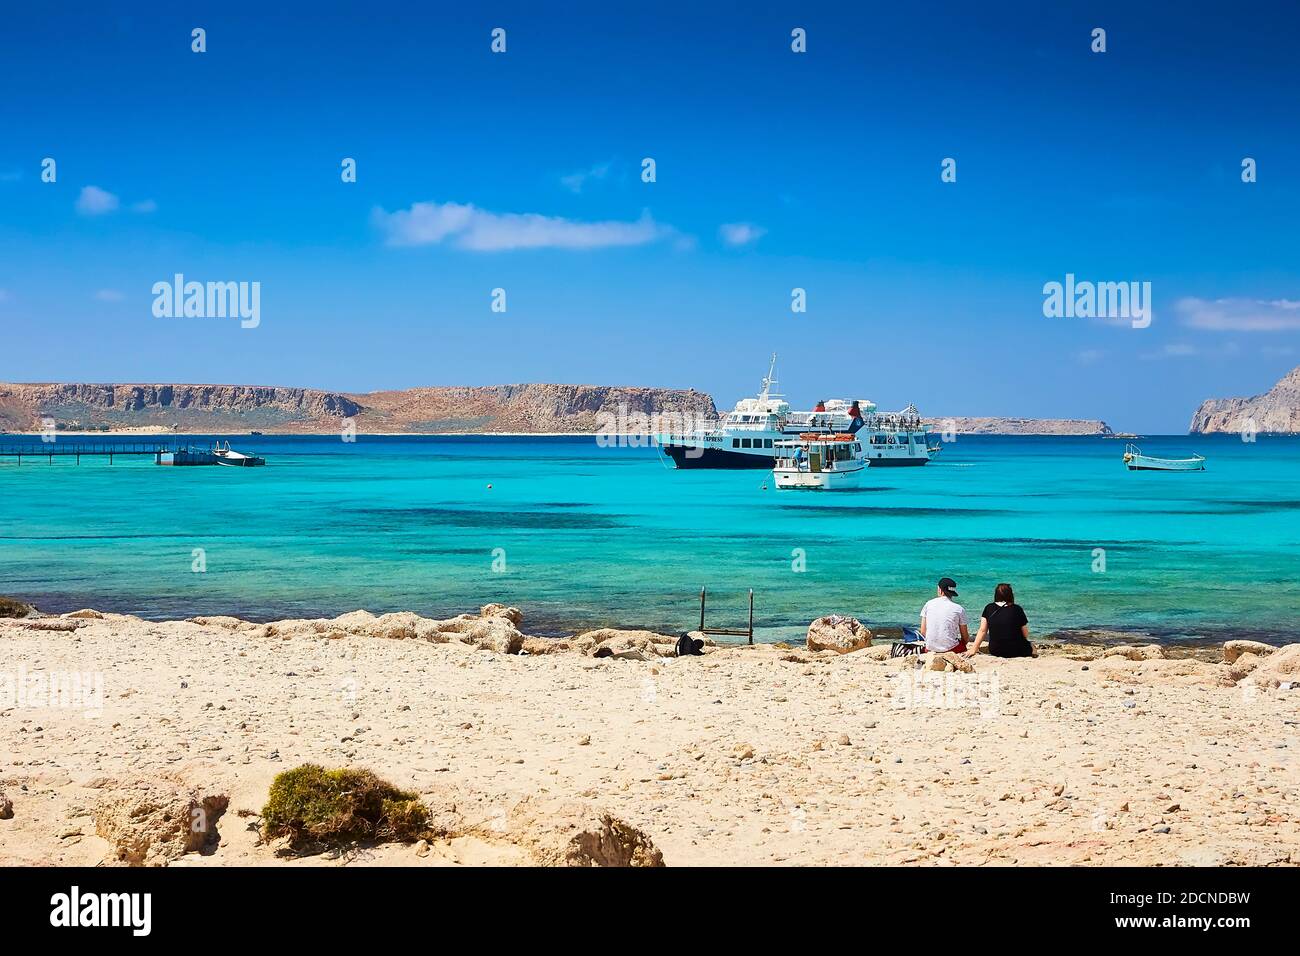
[699,587,706,631]
[748,589,754,645]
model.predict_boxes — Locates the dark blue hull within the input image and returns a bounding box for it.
[662,445,771,469]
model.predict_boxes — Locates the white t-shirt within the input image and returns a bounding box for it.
[920,596,968,652]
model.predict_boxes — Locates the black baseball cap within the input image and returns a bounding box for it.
[938,577,958,596]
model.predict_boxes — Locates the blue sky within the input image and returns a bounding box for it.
[2,1,1299,432]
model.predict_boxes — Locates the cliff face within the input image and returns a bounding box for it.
[0,382,717,434]
[1189,366,1300,434]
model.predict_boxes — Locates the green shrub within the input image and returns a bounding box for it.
[0,596,34,618]
[261,764,430,848]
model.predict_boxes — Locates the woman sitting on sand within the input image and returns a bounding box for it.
[966,583,1035,658]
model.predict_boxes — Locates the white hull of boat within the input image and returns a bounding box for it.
[1125,455,1205,472]
[773,465,865,490]
[1122,444,1204,472]
[213,448,266,467]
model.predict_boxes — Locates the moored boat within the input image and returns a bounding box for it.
[658,354,933,469]
[1122,443,1204,472]
[773,434,868,490]
[213,441,266,467]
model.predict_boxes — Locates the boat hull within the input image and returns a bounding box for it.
[1125,459,1204,472]
[661,445,772,469]
[774,467,864,490]
[661,441,929,469]
[861,454,929,467]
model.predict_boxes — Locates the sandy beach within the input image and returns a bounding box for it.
[2,603,1297,867]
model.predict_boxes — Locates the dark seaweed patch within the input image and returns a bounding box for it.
[357,507,624,530]
[778,505,1011,518]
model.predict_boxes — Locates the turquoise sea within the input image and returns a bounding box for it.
[2,433,1298,646]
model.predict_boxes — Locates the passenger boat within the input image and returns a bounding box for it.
[658,354,933,468]
[213,441,266,467]
[1122,443,1204,472]
[773,435,868,489]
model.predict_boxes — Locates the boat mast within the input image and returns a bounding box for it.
[759,352,780,399]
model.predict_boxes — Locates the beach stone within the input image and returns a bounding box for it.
[806,615,873,654]
[1223,640,1276,664]
[1245,644,1300,689]
[430,615,525,654]
[502,797,665,867]
[521,636,569,655]
[187,615,246,630]
[1227,653,1266,681]
[579,629,681,658]
[928,651,975,673]
[479,603,522,626]
[94,781,229,866]
[1104,644,1167,661]
[18,619,82,632]
[64,608,104,619]
[0,792,13,819]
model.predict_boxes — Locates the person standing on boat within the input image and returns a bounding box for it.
[919,577,969,654]
[966,583,1034,658]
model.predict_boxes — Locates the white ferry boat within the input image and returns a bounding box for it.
[658,354,933,469]
[774,435,868,490]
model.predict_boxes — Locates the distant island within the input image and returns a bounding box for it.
[0,382,716,434]
[1189,365,1300,434]
[1,381,1122,436]
[925,416,1113,436]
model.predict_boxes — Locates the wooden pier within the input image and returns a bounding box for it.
[0,442,221,466]
[0,441,174,464]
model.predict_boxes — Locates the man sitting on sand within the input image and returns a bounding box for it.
[919,576,969,654]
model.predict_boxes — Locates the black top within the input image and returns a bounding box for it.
[981,602,1032,657]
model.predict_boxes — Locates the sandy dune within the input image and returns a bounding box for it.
[1,607,1297,866]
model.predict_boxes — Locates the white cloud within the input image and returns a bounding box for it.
[719,222,766,247]
[76,185,120,216]
[1140,341,1244,361]
[131,199,158,213]
[1175,296,1300,331]
[560,161,611,194]
[1076,349,1104,365]
[370,201,673,251]
[94,289,124,302]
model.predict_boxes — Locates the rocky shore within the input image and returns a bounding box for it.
[1,603,1297,866]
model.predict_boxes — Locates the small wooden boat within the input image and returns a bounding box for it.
[1122,443,1204,472]
[213,441,266,467]
[773,434,867,489]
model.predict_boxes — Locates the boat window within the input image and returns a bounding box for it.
[732,439,739,448]
[764,439,773,448]
[741,438,751,448]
